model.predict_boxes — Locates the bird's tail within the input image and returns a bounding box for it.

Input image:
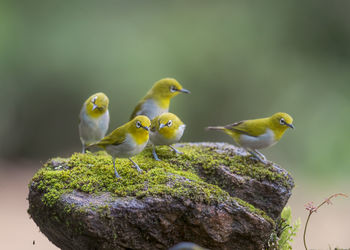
[86,142,95,149]
[85,142,104,152]
[205,126,225,131]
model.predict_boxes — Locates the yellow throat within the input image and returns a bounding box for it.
[152,112,184,139]
[267,112,294,141]
[129,116,151,145]
[145,78,185,109]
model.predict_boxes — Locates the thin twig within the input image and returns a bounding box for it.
[303,193,348,250]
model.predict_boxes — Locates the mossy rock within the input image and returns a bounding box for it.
[28,142,294,250]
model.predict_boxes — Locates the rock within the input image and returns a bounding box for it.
[189,143,294,220]
[28,142,294,250]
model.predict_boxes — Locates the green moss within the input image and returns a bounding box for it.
[234,198,275,226]
[177,145,291,188]
[96,204,112,220]
[30,143,287,225]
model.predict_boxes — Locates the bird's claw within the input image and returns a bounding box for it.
[114,171,121,179]
[134,165,143,173]
[249,155,269,165]
[249,156,260,162]
[169,146,183,154]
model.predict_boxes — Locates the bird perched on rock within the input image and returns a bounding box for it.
[206,112,294,164]
[88,115,151,178]
[79,92,110,153]
[149,112,186,161]
[130,78,190,120]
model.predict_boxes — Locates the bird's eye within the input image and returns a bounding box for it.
[170,86,177,93]
[280,118,285,125]
[136,121,141,128]
[167,120,173,127]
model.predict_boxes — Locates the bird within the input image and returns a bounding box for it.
[130,78,190,120]
[149,112,186,161]
[79,92,110,153]
[169,242,207,250]
[206,112,294,164]
[88,115,151,178]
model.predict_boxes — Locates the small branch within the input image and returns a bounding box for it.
[303,193,348,250]
[303,212,312,250]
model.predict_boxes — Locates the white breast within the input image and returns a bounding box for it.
[136,99,168,120]
[79,107,109,145]
[239,128,276,150]
[105,133,148,159]
[150,124,186,146]
[174,124,186,142]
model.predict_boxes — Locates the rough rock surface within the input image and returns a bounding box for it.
[189,143,294,220]
[28,142,294,250]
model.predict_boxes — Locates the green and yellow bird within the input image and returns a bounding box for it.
[88,115,151,178]
[207,112,294,164]
[79,92,110,153]
[150,112,186,161]
[130,78,190,120]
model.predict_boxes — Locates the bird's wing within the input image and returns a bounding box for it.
[96,126,127,147]
[130,99,145,120]
[224,119,266,137]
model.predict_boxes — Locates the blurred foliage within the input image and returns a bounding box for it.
[1,1,350,183]
[267,206,301,250]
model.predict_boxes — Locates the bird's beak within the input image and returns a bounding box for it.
[142,125,150,131]
[178,88,191,94]
[159,123,165,129]
[92,104,98,110]
[286,123,294,129]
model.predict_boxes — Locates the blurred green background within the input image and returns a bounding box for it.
[1,1,350,248]
[2,0,350,183]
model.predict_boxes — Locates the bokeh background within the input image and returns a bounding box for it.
[1,1,349,249]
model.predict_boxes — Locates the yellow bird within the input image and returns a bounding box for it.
[149,112,186,161]
[206,112,294,164]
[79,92,109,153]
[88,115,151,178]
[130,78,190,120]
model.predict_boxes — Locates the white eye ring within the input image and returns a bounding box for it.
[167,120,173,127]
[136,121,141,128]
[170,86,177,93]
[280,118,285,125]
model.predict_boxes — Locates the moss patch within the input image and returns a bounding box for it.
[30,143,287,225]
[31,147,229,207]
[234,198,275,225]
[179,145,291,187]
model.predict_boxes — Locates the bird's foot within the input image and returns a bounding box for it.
[113,164,121,178]
[152,147,161,161]
[129,158,143,173]
[254,150,267,161]
[134,165,143,173]
[114,170,121,178]
[249,156,269,165]
[248,150,269,165]
[249,156,260,162]
[169,145,183,154]
[153,156,161,161]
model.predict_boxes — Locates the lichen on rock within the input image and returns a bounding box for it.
[28,142,294,250]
